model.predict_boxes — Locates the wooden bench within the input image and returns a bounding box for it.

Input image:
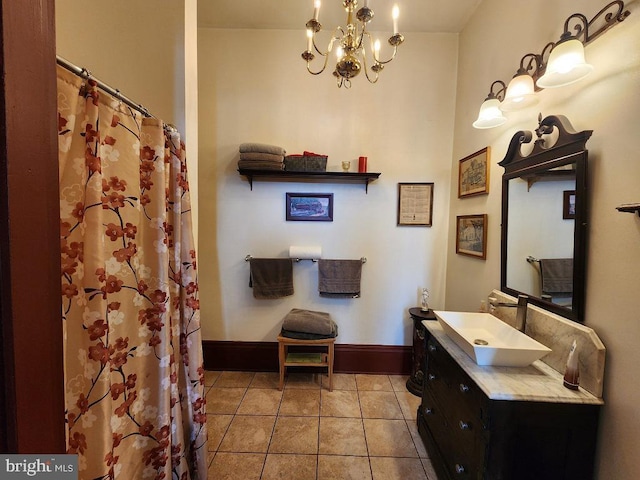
[277,335,335,391]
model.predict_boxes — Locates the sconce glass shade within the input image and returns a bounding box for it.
[472,97,507,129]
[500,73,538,111]
[536,38,593,88]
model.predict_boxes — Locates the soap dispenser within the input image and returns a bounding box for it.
[563,339,580,390]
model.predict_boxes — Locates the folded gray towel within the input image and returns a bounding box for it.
[540,258,573,294]
[239,143,286,156]
[282,308,334,335]
[280,323,338,340]
[318,259,362,297]
[238,160,284,171]
[239,152,284,162]
[249,258,294,299]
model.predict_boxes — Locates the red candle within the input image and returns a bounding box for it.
[358,156,367,173]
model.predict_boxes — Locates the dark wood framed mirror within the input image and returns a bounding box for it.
[499,115,592,322]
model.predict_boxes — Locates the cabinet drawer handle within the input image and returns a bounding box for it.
[424,407,434,415]
[455,464,466,474]
[459,420,470,430]
[428,344,437,352]
[459,383,470,393]
[428,373,436,381]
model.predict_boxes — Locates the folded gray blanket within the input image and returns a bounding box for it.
[318,259,362,297]
[238,160,284,171]
[239,142,286,156]
[239,152,284,162]
[249,258,294,299]
[282,308,334,335]
[280,324,338,339]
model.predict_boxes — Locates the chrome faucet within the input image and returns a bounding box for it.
[489,294,529,333]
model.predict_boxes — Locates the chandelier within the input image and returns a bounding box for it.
[302,0,404,88]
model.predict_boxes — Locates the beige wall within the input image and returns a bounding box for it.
[197,28,458,343]
[447,0,640,477]
[55,0,199,247]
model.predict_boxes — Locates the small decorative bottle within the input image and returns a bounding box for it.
[563,339,580,390]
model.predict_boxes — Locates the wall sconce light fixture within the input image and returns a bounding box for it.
[473,81,507,129]
[473,0,630,128]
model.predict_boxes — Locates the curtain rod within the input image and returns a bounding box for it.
[56,55,153,118]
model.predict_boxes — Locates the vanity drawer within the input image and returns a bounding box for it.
[426,338,485,424]
[422,390,482,479]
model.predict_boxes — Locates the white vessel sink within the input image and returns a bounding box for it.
[434,311,551,367]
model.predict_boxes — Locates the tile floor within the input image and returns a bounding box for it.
[205,370,437,480]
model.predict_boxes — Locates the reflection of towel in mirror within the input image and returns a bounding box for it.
[540,258,573,294]
[318,259,362,298]
[249,258,294,299]
[282,308,337,337]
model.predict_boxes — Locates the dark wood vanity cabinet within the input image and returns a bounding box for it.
[417,336,601,480]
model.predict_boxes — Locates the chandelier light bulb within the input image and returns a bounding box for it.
[374,39,381,61]
[313,0,321,21]
[336,45,344,60]
[306,29,313,51]
[392,5,399,35]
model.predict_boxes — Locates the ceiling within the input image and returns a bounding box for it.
[198,0,483,33]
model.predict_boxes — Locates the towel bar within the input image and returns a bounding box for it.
[245,255,367,263]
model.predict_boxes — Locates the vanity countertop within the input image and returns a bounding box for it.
[424,321,604,405]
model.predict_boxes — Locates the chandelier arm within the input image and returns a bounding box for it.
[360,47,380,84]
[305,51,332,75]
[375,46,399,65]
[312,29,343,57]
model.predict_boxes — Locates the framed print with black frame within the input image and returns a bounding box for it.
[285,193,333,221]
[563,190,576,219]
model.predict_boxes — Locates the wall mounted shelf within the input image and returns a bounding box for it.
[616,203,640,217]
[238,169,381,193]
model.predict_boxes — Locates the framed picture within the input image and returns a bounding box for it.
[456,214,487,259]
[285,193,333,221]
[397,182,434,226]
[563,190,576,219]
[458,147,490,198]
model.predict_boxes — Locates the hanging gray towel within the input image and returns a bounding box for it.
[249,258,294,299]
[318,259,362,297]
[540,258,573,294]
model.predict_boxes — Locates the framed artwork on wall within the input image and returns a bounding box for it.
[563,190,576,219]
[458,147,490,198]
[456,214,487,259]
[285,192,333,221]
[397,182,434,226]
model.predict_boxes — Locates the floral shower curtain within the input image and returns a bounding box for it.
[57,66,207,479]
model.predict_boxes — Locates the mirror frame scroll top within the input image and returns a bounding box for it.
[499,115,592,322]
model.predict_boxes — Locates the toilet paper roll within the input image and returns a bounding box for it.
[289,245,322,260]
